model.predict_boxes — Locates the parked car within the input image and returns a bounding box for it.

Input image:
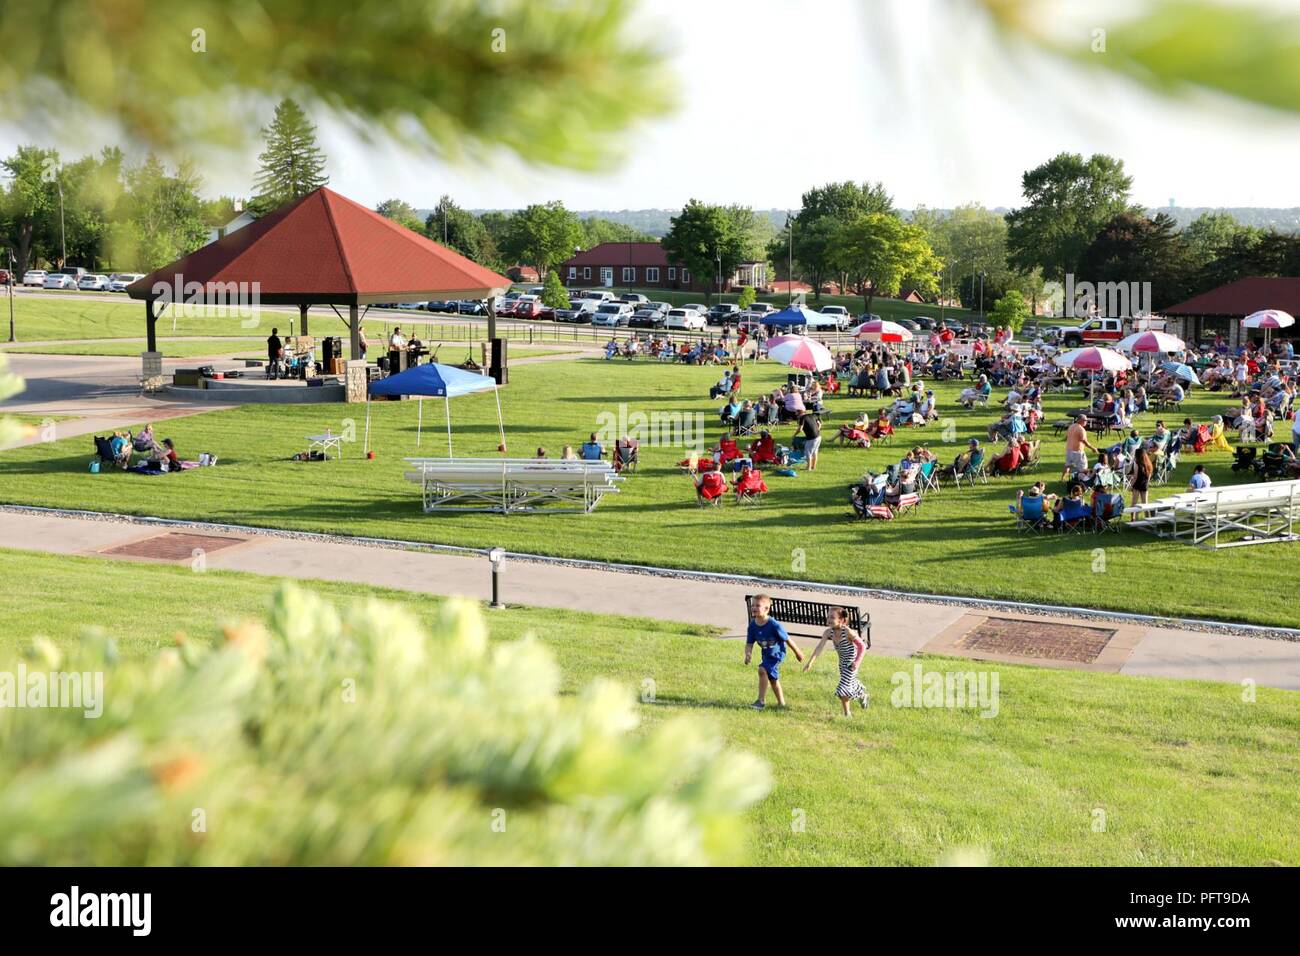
[819,305,853,330]
[747,302,779,316]
[0,269,10,286]
[423,300,453,313]
[23,270,48,287]
[629,307,667,329]
[109,273,144,292]
[895,318,921,333]
[515,299,549,320]
[707,303,741,325]
[617,293,649,307]
[592,302,635,327]
[665,307,706,331]
[555,299,597,323]
[43,274,79,290]
[77,274,112,291]
[455,299,485,315]
[396,301,426,310]
[802,309,840,331]
[579,289,616,304]
[683,303,710,318]
[911,315,936,331]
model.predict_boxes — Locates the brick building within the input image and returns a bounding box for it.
[559,242,767,294]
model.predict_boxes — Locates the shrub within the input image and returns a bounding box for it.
[0,586,770,865]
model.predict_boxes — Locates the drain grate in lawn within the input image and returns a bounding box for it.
[956,617,1116,664]
[102,532,247,562]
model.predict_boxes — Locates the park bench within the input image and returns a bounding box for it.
[1124,478,1300,549]
[744,595,871,648]
[403,457,624,514]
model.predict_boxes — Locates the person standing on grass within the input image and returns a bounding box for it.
[1131,441,1154,506]
[803,607,869,716]
[745,594,803,711]
[1063,414,1096,480]
[799,411,822,471]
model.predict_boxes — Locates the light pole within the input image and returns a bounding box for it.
[715,246,722,304]
[786,211,794,306]
[979,270,986,321]
[5,247,14,343]
[56,174,67,266]
[487,548,507,609]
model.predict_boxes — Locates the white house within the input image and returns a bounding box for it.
[206,210,257,245]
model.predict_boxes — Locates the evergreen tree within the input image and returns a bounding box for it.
[249,99,328,215]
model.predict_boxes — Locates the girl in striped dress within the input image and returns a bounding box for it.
[803,607,869,716]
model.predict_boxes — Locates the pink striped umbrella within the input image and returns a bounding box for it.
[1052,346,1132,372]
[1116,330,1185,353]
[1242,309,1296,330]
[764,335,833,372]
[851,318,913,342]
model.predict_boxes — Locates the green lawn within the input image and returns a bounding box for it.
[0,356,1289,626]
[1,547,1294,865]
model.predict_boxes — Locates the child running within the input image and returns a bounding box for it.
[802,607,869,715]
[744,594,804,710]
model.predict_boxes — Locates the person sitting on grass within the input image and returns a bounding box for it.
[750,430,779,465]
[958,375,990,408]
[133,423,163,456]
[866,407,893,441]
[734,463,768,499]
[579,433,603,461]
[745,594,804,711]
[109,431,133,470]
[1188,463,1212,492]
[710,369,733,399]
[719,396,741,426]
[802,607,869,716]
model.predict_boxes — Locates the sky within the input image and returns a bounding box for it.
[5,0,1300,212]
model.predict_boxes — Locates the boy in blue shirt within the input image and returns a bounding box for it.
[744,594,804,710]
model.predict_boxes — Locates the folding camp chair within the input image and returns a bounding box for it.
[695,471,727,508]
[1056,500,1092,533]
[1092,492,1124,533]
[1008,494,1048,533]
[918,460,940,495]
[888,490,921,517]
[953,451,987,489]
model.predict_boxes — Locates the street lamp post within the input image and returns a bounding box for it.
[56,175,66,266]
[487,548,507,609]
[6,247,14,343]
[715,247,722,304]
[979,270,986,320]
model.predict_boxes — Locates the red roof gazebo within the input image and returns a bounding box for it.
[127,187,510,361]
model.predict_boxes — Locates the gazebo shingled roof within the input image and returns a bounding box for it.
[127,187,511,359]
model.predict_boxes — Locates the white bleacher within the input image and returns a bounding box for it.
[1124,479,1300,549]
[403,457,624,514]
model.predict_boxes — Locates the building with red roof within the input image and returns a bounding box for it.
[1161,276,1300,345]
[559,242,767,294]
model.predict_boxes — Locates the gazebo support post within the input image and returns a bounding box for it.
[299,304,309,337]
[349,304,361,360]
[146,299,157,352]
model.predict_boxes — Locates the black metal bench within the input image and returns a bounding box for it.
[744,595,871,649]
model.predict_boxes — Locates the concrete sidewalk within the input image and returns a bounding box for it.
[3,508,1298,690]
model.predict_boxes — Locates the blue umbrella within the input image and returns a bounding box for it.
[365,362,504,455]
[1160,361,1200,385]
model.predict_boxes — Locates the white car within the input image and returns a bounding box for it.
[109,273,143,292]
[802,309,840,331]
[78,274,112,291]
[23,270,47,286]
[43,274,78,290]
[591,302,634,327]
[665,307,706,331]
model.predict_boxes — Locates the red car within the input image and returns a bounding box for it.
[0,269,10,286]
[516,299,554,320]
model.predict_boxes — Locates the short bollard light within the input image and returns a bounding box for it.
[488,548,507,609]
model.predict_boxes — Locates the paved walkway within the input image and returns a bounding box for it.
[2,508,1297,690]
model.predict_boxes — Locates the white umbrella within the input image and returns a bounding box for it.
[851,318,913,343]
[1054,346,1131,404]
[1116,330,1185,354]
[1242,309,1295,350]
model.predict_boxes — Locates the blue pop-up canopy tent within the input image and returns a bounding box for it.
[364,362,505,455]
[764,305,825,329]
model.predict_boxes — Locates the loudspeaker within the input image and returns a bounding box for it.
[490,337,508,385]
